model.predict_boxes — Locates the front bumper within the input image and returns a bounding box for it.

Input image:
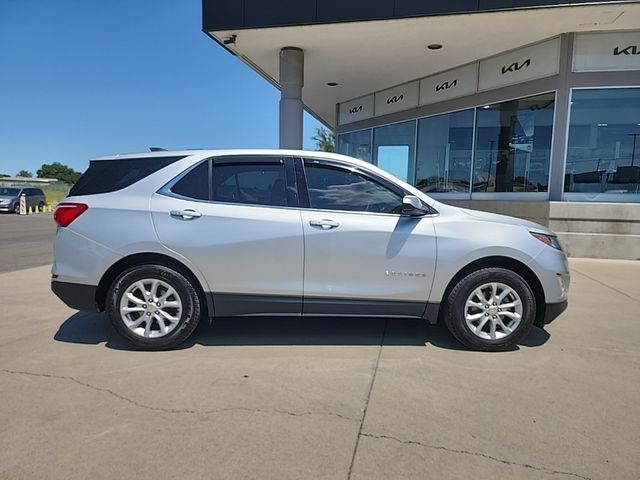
[542,300,568,325]
[51,280,98,312]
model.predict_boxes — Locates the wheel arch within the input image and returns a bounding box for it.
[438,256,546,327]
[96,252,213,316]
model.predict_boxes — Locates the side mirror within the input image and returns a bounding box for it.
[402,195,428,216]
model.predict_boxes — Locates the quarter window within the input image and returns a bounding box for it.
[304,163,403,214]
[211,162,287,207]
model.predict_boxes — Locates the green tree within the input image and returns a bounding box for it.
[16,170,33,178]
[37,162,81,184]
[312,127,335,152]
[0,173,9,178]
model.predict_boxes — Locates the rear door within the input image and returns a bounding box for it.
[151,156,304,316]
[299,158,437,317]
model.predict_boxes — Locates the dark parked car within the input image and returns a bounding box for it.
[0,187,47,213]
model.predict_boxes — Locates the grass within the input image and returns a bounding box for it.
[42,184,71,206]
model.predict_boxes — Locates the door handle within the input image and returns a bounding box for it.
[309,219,340,230]
[170,209,202,220]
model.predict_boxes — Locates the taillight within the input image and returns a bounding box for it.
[54,203,88,227]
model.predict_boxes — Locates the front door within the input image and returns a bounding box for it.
[151,156,304,316]
[299,159,437,317]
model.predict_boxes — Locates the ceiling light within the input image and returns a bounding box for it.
[427,44,443,50]
[482,105,491,109]
[597,123,608,127]
[326,82,339,87]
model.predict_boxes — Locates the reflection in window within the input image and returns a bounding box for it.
[415,109,474,193]
[337,129,372,162]
[565,88,640,196]
[474,93,555,193]
[373,121,416,183]
[304,163,403,214]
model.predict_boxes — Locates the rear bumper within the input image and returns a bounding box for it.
[51,280,98,312]
[543,300,568,325]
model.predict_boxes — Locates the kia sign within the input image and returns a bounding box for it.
[479,37,560,91]
[420,63,478,106]
[374,81,419,117]
[573,31,640,72]
[338,94,374,125]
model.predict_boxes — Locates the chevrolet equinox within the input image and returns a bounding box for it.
[51,150,569,351]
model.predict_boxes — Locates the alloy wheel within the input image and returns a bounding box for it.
[464,282,523,340]
[119,278,183,338]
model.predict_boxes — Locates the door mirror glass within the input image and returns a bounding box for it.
[402,195,428,216]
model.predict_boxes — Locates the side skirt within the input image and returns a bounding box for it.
[209,292,433,319]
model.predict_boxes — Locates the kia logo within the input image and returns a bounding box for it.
[348,105,363,114]
[613,45,639,56]
[435,80,457,92]
[386,94,404,104]
[501,58,531,74]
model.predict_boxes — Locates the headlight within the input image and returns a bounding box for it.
[530,232,563,251]
[0,199,10,205]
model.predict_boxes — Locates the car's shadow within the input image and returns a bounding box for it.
[54,312,550,351]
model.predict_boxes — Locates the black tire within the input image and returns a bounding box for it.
[107,265,202,350]
[38,202,45,212]
[13,203,19,214]
[443,267,536,352]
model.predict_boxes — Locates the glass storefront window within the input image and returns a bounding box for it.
[565,88,640,197]
[415,109,474,194]
[372,121,416,183]
[473,93,555,193]
[337,129,372,163]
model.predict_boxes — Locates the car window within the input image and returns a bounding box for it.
[171,161,209,201]
[34,189,44,195]
[69,156,185,196]
[0,188,20,196]
[212,161,287,207]
[303,163,403,214]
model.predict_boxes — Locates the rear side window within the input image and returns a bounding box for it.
[69,156,184,196]
[171,161,209,200]
[212,162,287,207]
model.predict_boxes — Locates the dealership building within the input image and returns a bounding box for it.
[203,1,640,259]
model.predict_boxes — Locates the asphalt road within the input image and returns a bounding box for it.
[0,213,55,274]
[1,258,639,479]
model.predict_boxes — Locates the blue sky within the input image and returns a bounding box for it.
[0,0,324,176]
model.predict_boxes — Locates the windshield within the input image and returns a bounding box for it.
[0,188,20,196]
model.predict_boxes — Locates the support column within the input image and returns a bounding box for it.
[279,47,304,149]
[548,33,574,201]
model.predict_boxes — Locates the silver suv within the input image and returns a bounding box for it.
[51,150,569,351]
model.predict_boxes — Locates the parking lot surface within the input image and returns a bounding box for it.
[1,255,639,479]
[0,213,55,274]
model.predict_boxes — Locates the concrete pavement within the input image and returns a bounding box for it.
[0,214,55,274]
[0,259,638,479]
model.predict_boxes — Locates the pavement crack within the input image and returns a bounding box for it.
[360,433,592,480]
[572,268,640,305]
[0,368,357,422]
[347,319,388,480]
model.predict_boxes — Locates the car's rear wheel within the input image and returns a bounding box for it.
[106,265,202,350]
[443,267,536,351]
[38,201,45,212]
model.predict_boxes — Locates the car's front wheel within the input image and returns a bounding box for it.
[443,267,536,351]
[106,265,202,350]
